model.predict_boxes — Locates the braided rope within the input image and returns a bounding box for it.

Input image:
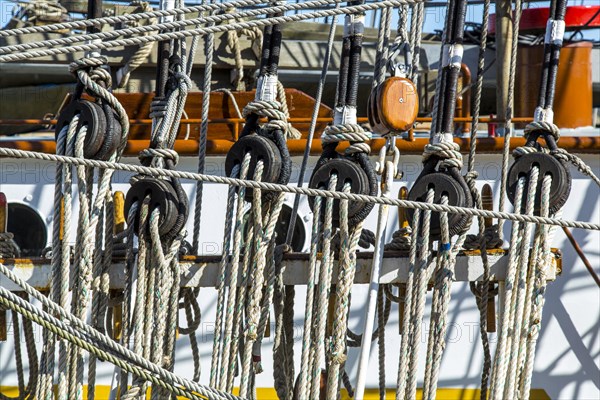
[395,208,421,399]
[0,0,265,37]
[422,141,463,170]
[326,183,364,398]
[310,176,337,400]
[0,261,240,400]
[497,0,523,240]
[297,194,322,399]
[220,157,251,391]
[192,0,216,253]
[405,188,433,400]
[518,178,554,400]
[0,146,597,230]
[210,160,243,388]
[0,0,355,55]
[490,175,526,398]
[504,166,540,399]
[116,1,157,88]
[0,287,231,400]
[0,0,423,63]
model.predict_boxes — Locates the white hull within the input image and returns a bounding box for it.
[0,152,598,399]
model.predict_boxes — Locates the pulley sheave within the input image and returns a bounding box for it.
[507,152,571,215]
[407,171,473,238]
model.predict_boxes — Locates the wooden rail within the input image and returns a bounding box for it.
[0,250,560,290]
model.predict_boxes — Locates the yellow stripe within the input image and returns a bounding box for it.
[0,385,551,400]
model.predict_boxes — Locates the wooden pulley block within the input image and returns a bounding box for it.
[367,77,419,134]
[367,89,388,134]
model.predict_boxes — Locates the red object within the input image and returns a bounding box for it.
[488,114,496,137]
[0,193,6,208]
[489,5,600,34]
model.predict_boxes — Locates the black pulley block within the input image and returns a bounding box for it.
[507,152,571,215]
[225,134,283,201]
[55,99,121,160]
[124,176,180,236]
[308,158,371,225]
[407,171,472,238]
[92,102,122,161]
[56,99,106,158]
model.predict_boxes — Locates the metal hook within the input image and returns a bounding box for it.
[375,136,402,180]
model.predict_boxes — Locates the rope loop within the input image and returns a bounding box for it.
[422,141,463,170]
[68,56,107,74]
[0,232,21,258]
[524,121,560,143]
[138,148,180,166]
[321,123,372,155]
[149,98,169,119]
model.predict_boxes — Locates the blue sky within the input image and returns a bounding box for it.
[0,0,598,41]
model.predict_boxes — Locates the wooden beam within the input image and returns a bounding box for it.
[0,250,560,290]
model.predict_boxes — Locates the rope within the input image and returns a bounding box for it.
[0,262,240,400]
[0,146,598,230]
[404,189,434,400]
[326,183,364,399]
[272,244,295,400]
[284,9,338,246]
[296,191,322,400]
[116,1,157,88]
[222,5,263,90]
[422,195,452,400]
[467,0,491,173]
[497,0,523,240]
[395,207,421,399]
[0,233,20,258]
[0,0,423,63]
[310,176,337,400]
[192,0,216,254]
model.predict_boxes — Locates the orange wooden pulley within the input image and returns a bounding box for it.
[367,76,419,134]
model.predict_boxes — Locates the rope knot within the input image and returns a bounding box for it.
[321,123,372,155]
[330,348,347,365]
[524,121,560,142]
[149,99,169,119]
[68,56,107,74]
[246,325,258,341]
[138,148,179,166]
[70,57,113,90]
[0,232,21,258]
[423,141,463,169]
[88,67,113,89]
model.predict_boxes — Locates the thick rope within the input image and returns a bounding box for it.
[326,183,364,399]
[0,146,598,231]
[0,262,240,400]
[0,0,423,63]
[116,1,157,88]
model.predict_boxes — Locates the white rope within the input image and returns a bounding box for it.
[0,146,597,231]
[0,261,240,400]
[0,0,422,63]
[327,184,364,399]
